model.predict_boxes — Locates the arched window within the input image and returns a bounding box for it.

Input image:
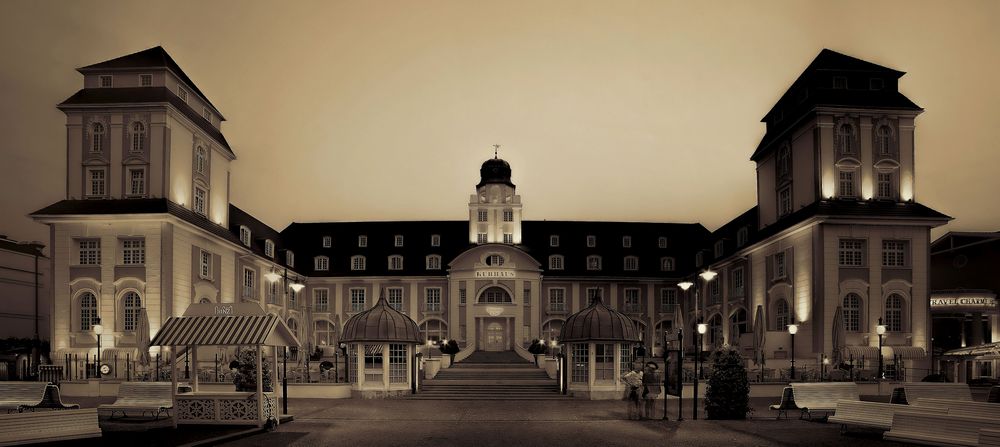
[777,144,791,178]
[707,314,723,347]
[419,319,448,343]
[314,320,336,346]
[264,240,275,258]
[729,308,748,340]
[130,122,145,152]
[541,319,564,342]
[195,146,207,174]
[479,286,512,304]
[548,255,564,270]
[79,292,98,331]
[843,293,862,332]
[875,125,893,155]
[836,122,856,154]
[91,123,104,153]
[886,293,904,332]
[485,254,504,266]
[658,237,668,249]
[388,255,403,270]
[775,299,790,331]
[660,257,675,272]
[350,255,366,271]
[586,255,602,271]
[239,226,251,247]
[122,291,141,332]
[623,256,638,271]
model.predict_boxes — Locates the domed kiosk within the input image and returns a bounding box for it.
[341,290,423,398]
[560,296,641,399]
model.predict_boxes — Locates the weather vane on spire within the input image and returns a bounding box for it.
[493,144,500,159]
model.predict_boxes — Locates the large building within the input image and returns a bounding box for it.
[31,47,949,383]
[0,236,48,341]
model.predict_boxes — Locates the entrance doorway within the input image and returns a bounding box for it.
[486,322,506,351]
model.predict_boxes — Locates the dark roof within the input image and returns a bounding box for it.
[341,292,422,343]
[78,46,224,118]
[560,297,640,343]
[704,207,758,263]
[58,87,234,157]
[30,198,247,253]
[0,238,45,257]
[478,158,515,188]
[931,231,1000,254]
[750,49,922,162]
[229,204,294,270]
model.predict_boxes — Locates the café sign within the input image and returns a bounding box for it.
[475,270,515,278]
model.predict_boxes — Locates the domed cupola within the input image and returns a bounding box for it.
[341,289,422,344]
[477,157,515,188]
[560,296,641,343]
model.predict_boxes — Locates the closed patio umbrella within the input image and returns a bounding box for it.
[136,308,152,369]
[752,305,765,366]
[832,306,845,366]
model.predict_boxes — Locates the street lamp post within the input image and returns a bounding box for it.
[876,318,887,380]
[788,321,798,380]
[339,342,349,383]
[93,318,103,379]
[695,322,707,420]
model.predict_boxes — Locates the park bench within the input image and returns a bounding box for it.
[979,428,1000,446]
[912,398,1000,418]
[0,382,79,413]
[890,382,972,405]
[788,382,859,419]
[97,381,173,419]
[987,385,1000,403]
[828,400,944,433]
[0,408,101,445]
[768,386,796,419]
[883,412,1000,446]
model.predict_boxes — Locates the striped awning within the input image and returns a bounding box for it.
[883,346,926,359]
[365,344,385,356]
[151,314,300,347]
[841,345,880,361]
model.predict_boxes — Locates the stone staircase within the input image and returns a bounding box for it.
[411,351,566,400]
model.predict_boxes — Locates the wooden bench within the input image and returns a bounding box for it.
[828,400,945,432]
[979,428,1000,446]
[97,381,173,419]
[912,398,1000,418]
[0,382,78,413]
[890,382,973,405]
[0,408,101,445]
[789,382,859,419]
[884,413,1000,446]
[768,386,796,419]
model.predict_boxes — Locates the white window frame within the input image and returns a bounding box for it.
[388,255,403,271]
[130,122,145,153]
[351,255,366,271]
[425,288,442,312]
[121,291,141,332]
[623,288,641,313]
[120,238,145,265]
[387,287,404,311]
[264,240,275,258]
[773,252,786,279]
[315,256,329,271]
[550,235,560,247]
[126,166,146,197]
[548,255,564,270]
[195,146,207,175]
[78,239,101,265]
[877,170,895,200]
[882,240,908,267]
[660,288,677,312]
[660,257,675,272]
[502,209,513,222]
[838,168,857,198]
[622,236,632,248]
[623,256,638,271]
[394,235,404,247]
[358,235,367,247]
[426,255,441,270]
[430,234,440,247]
[586,255,602,271]
[239,226,251,247]
[200,250,212,279]
[322,236,332,248]
[477,233,488,244]
[139,74,152,86]
[486,254,504,266]
[285,250,295,268]
[90,122,104,153]
[658,237,668,249]
[99,75,112,88]
[586,235,596,247]
[194,185,208,216]
[242,267,256,299]
[86,167,107,198]
[548,288,566,312]
[732,267,744,297]
[838,239,865,267]
[314,288,330,312]
[350,288,366,312]
[477,209,488,222]
[503,233,513,244]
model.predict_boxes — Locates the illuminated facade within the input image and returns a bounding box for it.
[32,47,948,382]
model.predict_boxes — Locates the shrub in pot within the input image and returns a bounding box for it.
[704,348,751,420]
[231,350,273,392]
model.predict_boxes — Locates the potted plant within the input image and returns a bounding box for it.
[438,340,460,365]
[704,348,751,419]
[231,350,273,392]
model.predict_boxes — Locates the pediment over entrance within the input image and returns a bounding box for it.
[448,243,541,272]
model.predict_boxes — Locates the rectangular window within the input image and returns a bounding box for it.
[778,187,791,217]
[714,241,724,258]
[622,236,631,248]
[350,288,366,312]
[477,233,488,244]
[426,255,441,270]
[882,240,908,267]
[869,78,884,90]
[550,235,559,247]
[877,172,893,199]
[833,76,847,89]
[839,170,856,197]
[774,252,786,279]
[660,288,677,312]
[503,209,513,222]
[477,209,488,222]
[364,345,383,384]
[194,186,207,216]
[431,234,440,246]
[839,239,865,267]
[549,256,563,270]
[322,236,332,248]
[99,75,112,88]
[394,235,404,247]
[587,288,602,306]
[710,279,720,304]
[572,344,589,383]
[389,343,407,384]
[549,288,565,312]
[389,256,403,270]
[315,256,329,271]
[203,108,212,122]
[732,267,744,297]
[200,250,212,279]
[594,343,615,381]
[387,288,404,311]
[242,268,255,299]
[178,86,188,102]
[524,287,531,306]
[78,239,101,265]
[87,168,106,197]
[459,289,466,304]
[286,251,294,268]
[624,257,638,271]
[425,288,441,312]
[289,288,297,307]
[121,239,145,265]
[358,235,367,247]
[586,235,596,247]
[503,233,513,244]
[267,281,277,304]
[314,289,329,312]
[126,168,145,196]
[624,288,641,313]
[139,74,152,86]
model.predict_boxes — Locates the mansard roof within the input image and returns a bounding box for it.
[78,46,224,118]
[58,87,234,157]
[229,204,294,269]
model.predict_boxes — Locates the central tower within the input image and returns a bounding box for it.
[468,154,522,244]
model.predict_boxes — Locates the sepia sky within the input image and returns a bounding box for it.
[1,0,998,248]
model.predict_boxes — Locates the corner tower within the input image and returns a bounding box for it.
[468,154,522,244]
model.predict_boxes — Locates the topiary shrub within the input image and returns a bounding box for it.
[232,350,273,392]
[527,339,549,355]
[438,339,460,363]
[704,348,751,420]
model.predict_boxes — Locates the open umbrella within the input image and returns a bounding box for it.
[136,308,152,370]
[831,306,845,366]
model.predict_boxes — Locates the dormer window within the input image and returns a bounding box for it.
[586,255,602,271]
[548,255,564,270]
[622,236,632,248]
[322,236,332,248]
[430,234,440,247]
[239,226,251,247]
[586,235,596,247]
[315,256,329,271]
[737,227,748,247]
[388,255,403,271]
[550,235,560,247]
[286,251,295,268]
[394,235,404,247]
[833,76,847,89]
[426,255,441,270]
[139,74,152,86]
[99,75,112,88]
[623,256,638,271]
[869,78,884,90]
[714,241,724,258]
[695,252,704,268]
[658,237,668,249]
[358,235,367,247]
[660,257,675,272]
[351,255,366,271]
[264,240,275,258]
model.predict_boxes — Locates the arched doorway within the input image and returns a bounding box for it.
[486,322,505,351]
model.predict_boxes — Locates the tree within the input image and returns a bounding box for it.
[232,349,273,392]
[704,348,751,419]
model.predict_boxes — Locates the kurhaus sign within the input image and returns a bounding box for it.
[475,270,516,278]
[930,294,997,312]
